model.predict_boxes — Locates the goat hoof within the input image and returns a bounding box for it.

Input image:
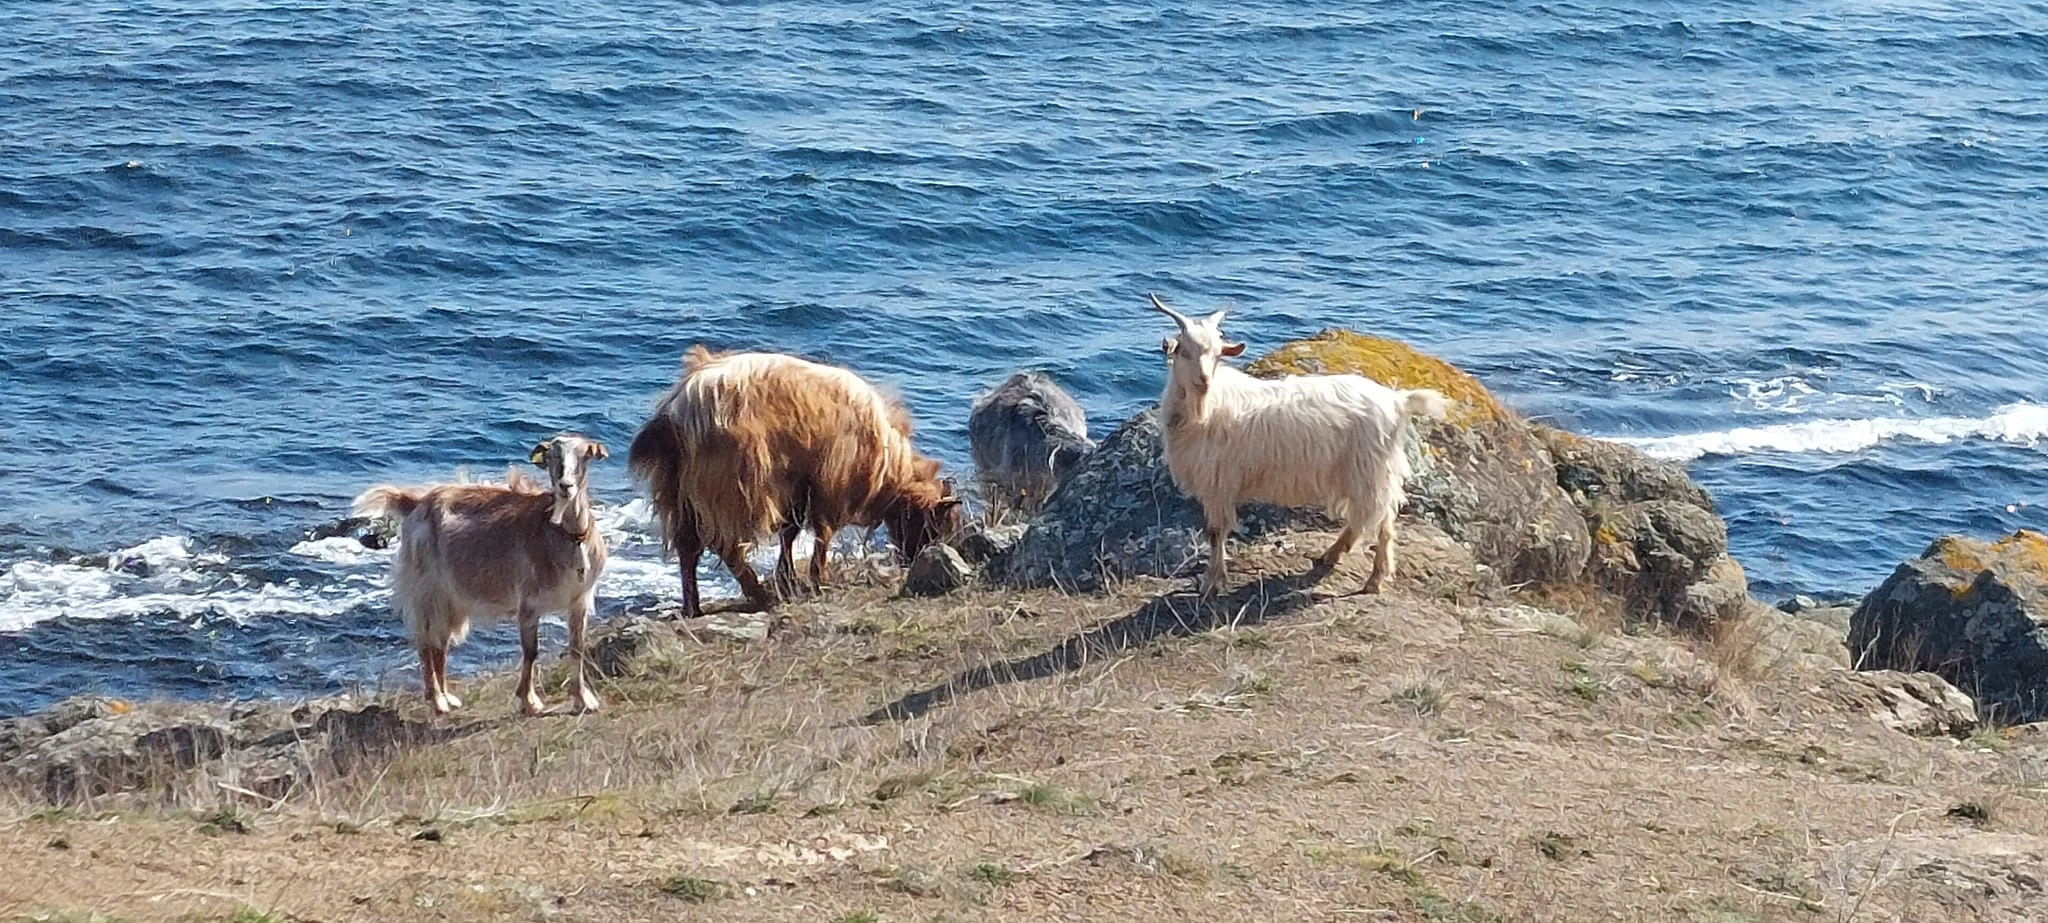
[570,690,602,715]
[519,695,547,717]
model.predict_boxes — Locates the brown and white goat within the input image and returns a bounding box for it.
[352,435,610,716]
[627,346,962,618]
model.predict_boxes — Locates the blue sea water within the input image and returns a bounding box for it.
[3,0,2046,717]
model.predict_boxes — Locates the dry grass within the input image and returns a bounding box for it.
[3,530,2044,922]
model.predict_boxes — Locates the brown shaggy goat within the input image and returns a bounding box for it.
[353,435,609,716]
[628,346,962,618]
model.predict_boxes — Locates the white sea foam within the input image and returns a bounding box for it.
[288,536,392,566]
[0,556,386,633]
[1617,402,2048,462]
[0,505,864,635]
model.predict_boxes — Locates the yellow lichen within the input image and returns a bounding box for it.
[1931,530,2048,597]
[1244,329,1509,427]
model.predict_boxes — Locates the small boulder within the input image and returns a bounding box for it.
[949,521,1027,568]
[904,544,975,597]
[1849,530,2048,723]
[1832,670,1979,737]
[1536,426,1736,625]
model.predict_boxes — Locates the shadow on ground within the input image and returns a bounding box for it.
[859,566,1334,724]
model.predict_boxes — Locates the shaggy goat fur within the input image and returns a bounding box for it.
[1151,294,1449,596]
[968,371,1095,514]
[628,346,962,618]
[352,434,610,717]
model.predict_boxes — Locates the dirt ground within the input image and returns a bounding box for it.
[4,530,2045,923]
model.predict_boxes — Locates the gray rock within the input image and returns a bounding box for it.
[1795,605,1855,635]
[903,544,975,597]
[1538,424,1715,512]
[1750,602,1851,670]
[1849,530,2048,723]
[968,371,1095,515]
[7,708,231,801]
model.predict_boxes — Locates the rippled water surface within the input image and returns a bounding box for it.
[4,0,2046,716]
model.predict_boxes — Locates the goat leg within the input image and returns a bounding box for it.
[434,644,460,712]
[1315,523,1362,571]
[719,544,776,612]
[515,611,546,716]
[1199,524,1230,597]
[417,642,445,715]
[676,520,706,619]
[566,594,601,714]
[809,524,834,594]
[1362,518,1397,594]
[773,520,803,601]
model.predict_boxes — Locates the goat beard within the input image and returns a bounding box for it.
[1163,383,1210,430]
[551,493,594,536]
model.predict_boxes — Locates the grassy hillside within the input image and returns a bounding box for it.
[4,531,2044,922]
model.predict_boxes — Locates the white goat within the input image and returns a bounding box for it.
[352,435,610,717]
[1151,294,1449,596]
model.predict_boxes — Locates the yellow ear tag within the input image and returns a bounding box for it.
[530,444,550,466]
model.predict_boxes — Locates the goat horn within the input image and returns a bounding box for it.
[1148,293,1193,330]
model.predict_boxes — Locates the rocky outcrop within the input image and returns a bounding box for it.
[1850,530,2048,724]
[998,329,1741,628]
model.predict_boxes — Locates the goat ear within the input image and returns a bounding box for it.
[529,441,552,467]
[1205,309,1230,328]
[1160,337,1176,356]
[585,441,609,461]
[1221,341,1246,357]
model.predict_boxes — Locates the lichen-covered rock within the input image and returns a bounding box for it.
[904,544,975,597]
[1850,530,2048,723]
[1247,331,1589,586]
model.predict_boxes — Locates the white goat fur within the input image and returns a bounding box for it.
[1151,294,1449,595]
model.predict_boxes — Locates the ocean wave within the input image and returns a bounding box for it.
[1617,402,2048,462]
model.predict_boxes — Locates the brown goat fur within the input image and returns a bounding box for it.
[628,346,962,618]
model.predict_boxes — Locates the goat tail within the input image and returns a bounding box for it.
[352,485,425,521]
[628,410,687,556]
[1397,388,1451,423]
